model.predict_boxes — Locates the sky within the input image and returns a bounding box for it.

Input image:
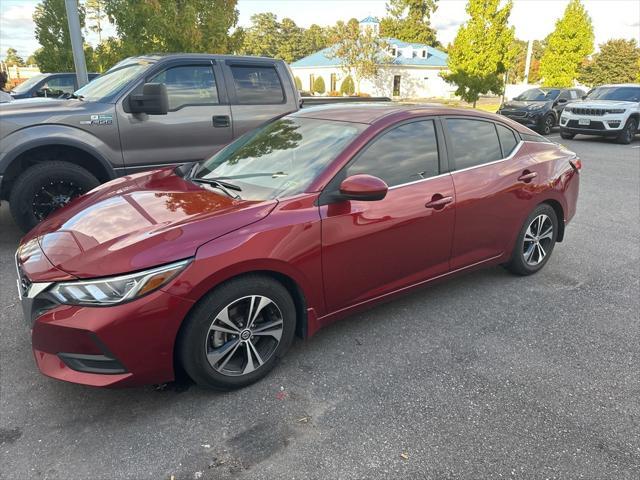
[1,0,639,58]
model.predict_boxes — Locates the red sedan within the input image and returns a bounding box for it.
[16,104,581,389]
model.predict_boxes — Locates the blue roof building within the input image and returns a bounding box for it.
[290,17,453,99]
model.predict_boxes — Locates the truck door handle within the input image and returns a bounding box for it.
[425,194,453,210]
[212,115,230,128]
[518,170,537,183]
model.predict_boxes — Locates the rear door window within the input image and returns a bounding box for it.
[446,119,502,170]
[346,120,439,187]
[230,65,284,105]
[496,124,519,157]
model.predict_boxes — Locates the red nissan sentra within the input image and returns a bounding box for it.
[15,104,581,389]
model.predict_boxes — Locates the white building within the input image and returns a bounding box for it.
[291,17,454,99]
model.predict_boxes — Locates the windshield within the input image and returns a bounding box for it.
[74,61,152,101]
[11,74,46,94]
[514,88,560,101]
[195,117,366,200]
[586,86,640,102]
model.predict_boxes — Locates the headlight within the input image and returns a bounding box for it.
[605,109,625,114]
[50,259,190,306]
[563,107,572,114]
[528,104,544,110]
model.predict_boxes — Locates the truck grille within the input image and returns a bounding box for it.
[567,120,605,130]
[571,107,605,116]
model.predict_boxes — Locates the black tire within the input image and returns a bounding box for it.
[539,114,555,135]
[560,129,575,140]
[504,204,558,276]
[616,117,637,145]
[9,161,99,232]
[178,275,296,390]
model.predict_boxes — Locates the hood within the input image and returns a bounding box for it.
[0,98,108,137]
[502,100,551,110]
[567,100,636,109]
[24,168,277,279]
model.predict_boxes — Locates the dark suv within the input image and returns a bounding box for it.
[10,73,99,99]
[497,87,586,135]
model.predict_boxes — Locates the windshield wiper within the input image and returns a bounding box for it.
[191,177,242,199]
[214,172,288,180]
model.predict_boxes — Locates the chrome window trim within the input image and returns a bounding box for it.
[387,172,452,190]
[451,140,525,175]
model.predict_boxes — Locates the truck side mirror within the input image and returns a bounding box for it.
[129,83,169,115]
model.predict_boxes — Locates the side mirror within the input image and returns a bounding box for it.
[129,83,169,115]
[557,98,568,104]
[339,174,388,201]
[581,95,587,100]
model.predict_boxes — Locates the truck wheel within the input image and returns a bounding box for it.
[616,118,637,145]
[9,161,99,232]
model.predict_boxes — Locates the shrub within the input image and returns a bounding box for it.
[358,92,371,97]
[328,90,341,96]
[313,76,326,94]
[340,75,355,95]
[294,76,302,90]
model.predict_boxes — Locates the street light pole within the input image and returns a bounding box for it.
[64,0,89,88]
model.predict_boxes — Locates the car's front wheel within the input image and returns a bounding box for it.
[616,117,637,145]
[539,114,555,135]
[560,129,575,140]
[178,275,296,390]
[504,204,558,276]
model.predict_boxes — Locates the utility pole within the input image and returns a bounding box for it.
[523,39,533,84]
[65,0,89,88]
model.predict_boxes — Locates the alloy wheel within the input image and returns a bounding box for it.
[523,214,553,266]
[204,295,284,376]
[32,180,85,220]
[543,115,554,135]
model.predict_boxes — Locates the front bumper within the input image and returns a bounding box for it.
[498,111,544,128]
[560,113,625,135]
[27,288,195,387]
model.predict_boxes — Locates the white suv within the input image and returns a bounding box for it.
[560,84,639,144]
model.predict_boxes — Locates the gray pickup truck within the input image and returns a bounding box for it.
[0,54,301,231]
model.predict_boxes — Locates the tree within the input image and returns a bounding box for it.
[340,76,355,95]
[539,0,593,87]
[507,38,545,84]
[380,0,440,46]
[313,76,326,94]
[240,14,328,63]
[86,0,106,43]
[442,0,515,106]
[294,76,302,90]
[26,54,37,66]
[578,39,640,87]
[4,48,25,67]
[328,18,389,94]
[103,0,239,56]
[33,0,86,72]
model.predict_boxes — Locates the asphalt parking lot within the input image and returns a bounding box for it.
[1,132,639,480]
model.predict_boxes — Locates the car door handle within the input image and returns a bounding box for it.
[518,170,537,183]
[425,195,453,210]
[212,115,230,128]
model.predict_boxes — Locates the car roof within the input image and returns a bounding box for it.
[595,83,640,88]
[292,102,525,130]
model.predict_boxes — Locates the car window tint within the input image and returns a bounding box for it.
[230,65,284,104]
[558,90,571,100]
[151,65,218,110]
[446,119,502,169]
[347,120,439,187]
[496,125,519,157]
[569,90,579,100]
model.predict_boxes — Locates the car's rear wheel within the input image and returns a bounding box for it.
[9,161,99,232]
[178,275,296,390]
[560,129,575,140]
[539,114,555,135]
[504,204,558,276]
[616,118,637,145]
